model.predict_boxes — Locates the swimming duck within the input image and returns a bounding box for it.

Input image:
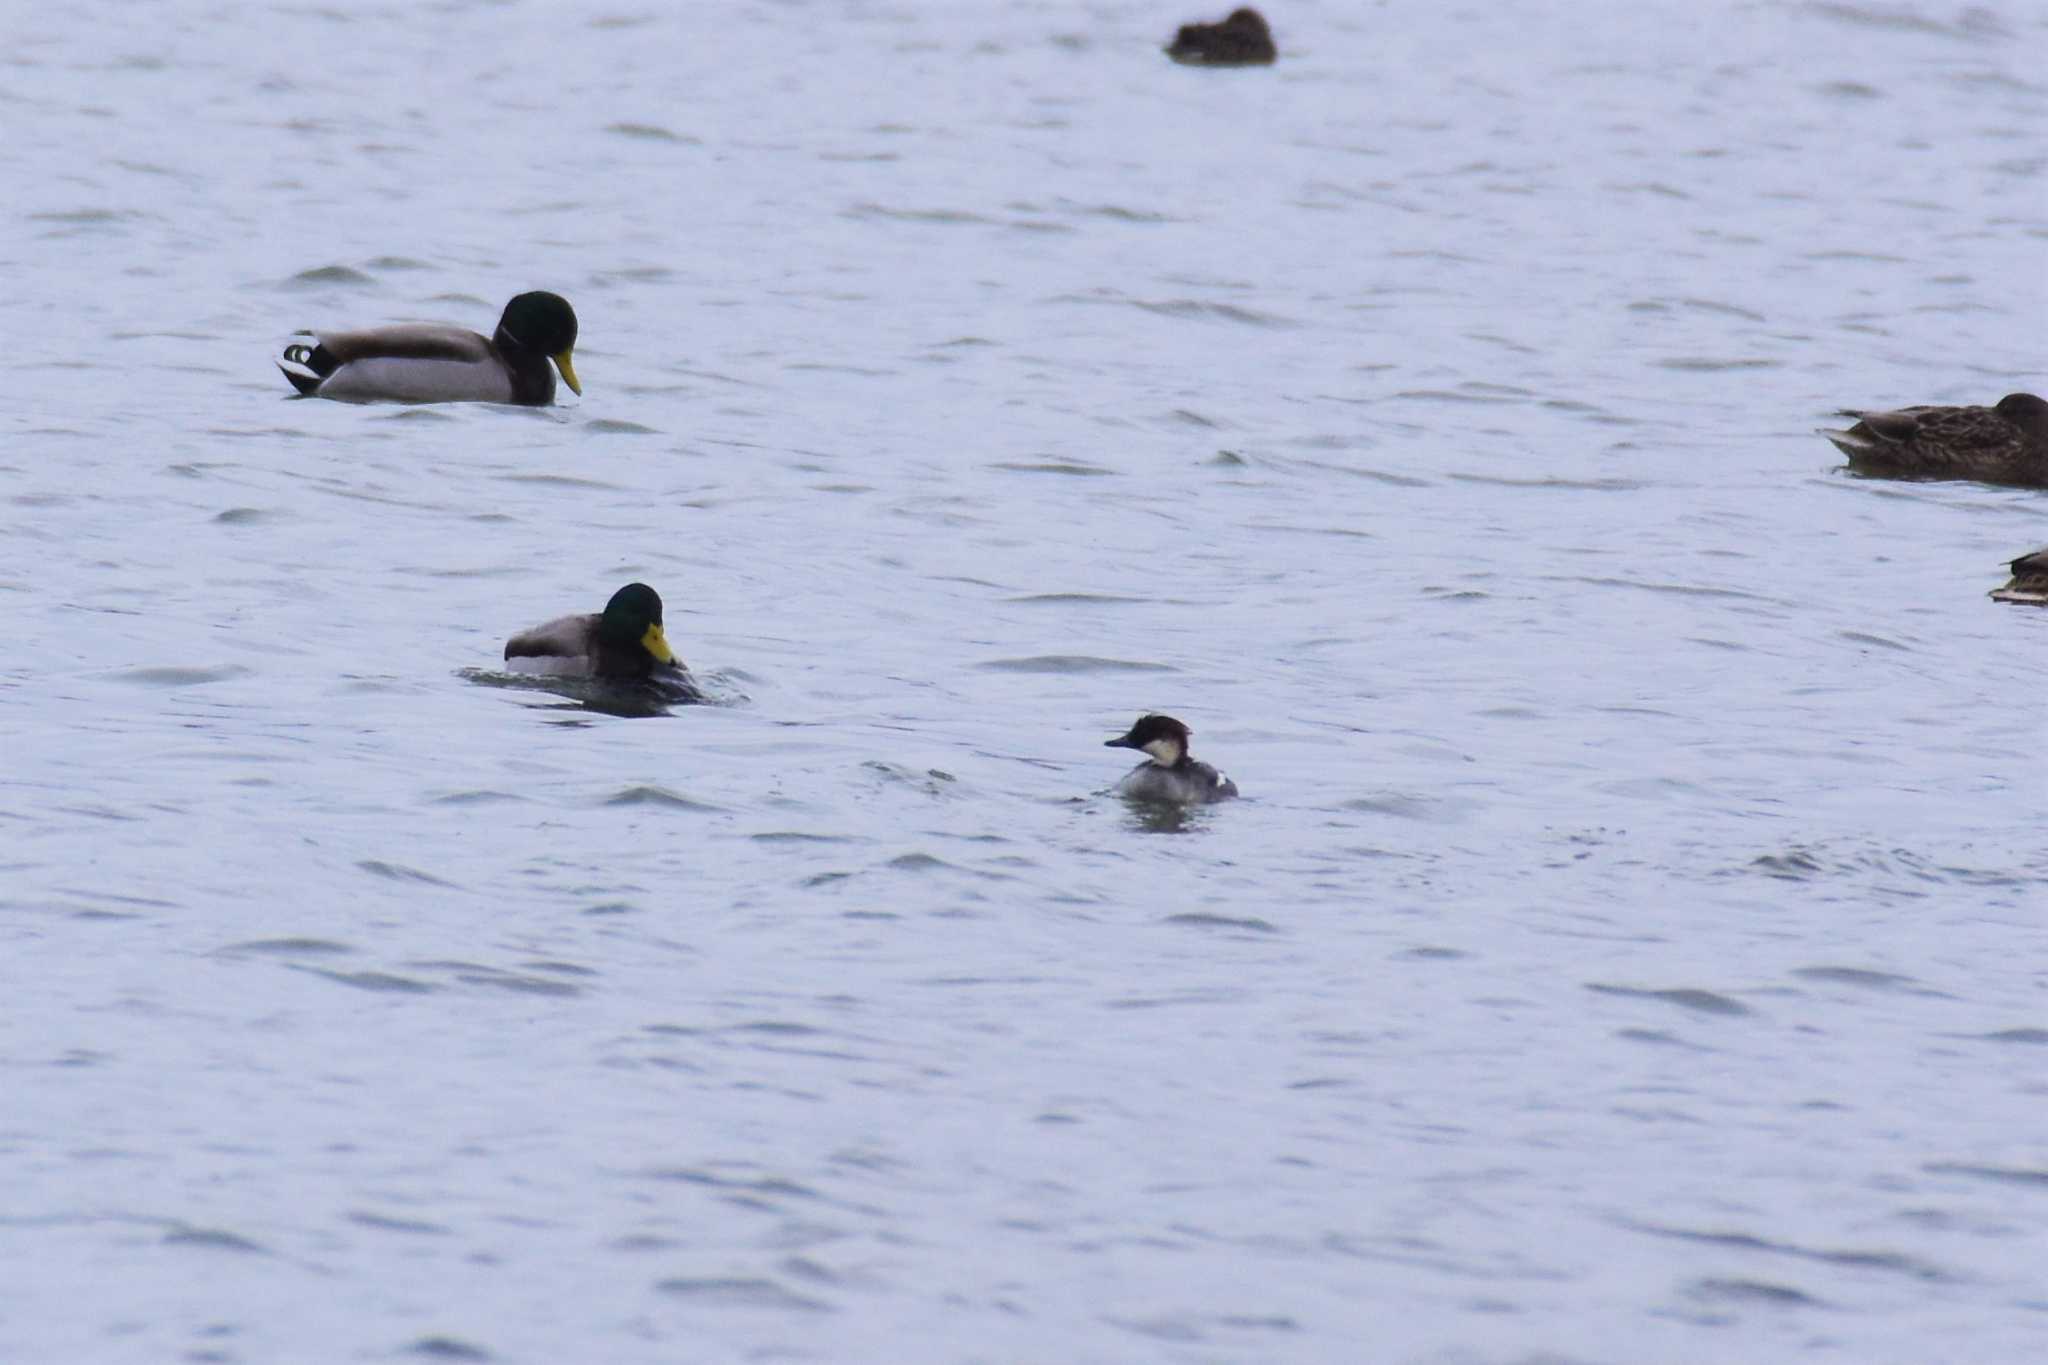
[503,582,701,698]
[1991,548,2048,606]
[1820,392,2048,488]
[1105,714,1239,805]
[279,291,581,405]
[1165,8,1277,66]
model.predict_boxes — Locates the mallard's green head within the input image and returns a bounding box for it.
[499,291,581,395]
[598,582,673,664]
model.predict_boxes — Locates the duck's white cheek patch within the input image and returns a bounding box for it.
[1142,738,1182,766]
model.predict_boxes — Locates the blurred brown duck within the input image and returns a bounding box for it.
[1820,392,2048,488]
[1165,8,1277,66]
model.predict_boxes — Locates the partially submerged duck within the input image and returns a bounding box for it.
[279,291,581,405]
[1104,714,1238,805]
[1165,8,1277,66]
[504,582,702,700]
[1820,392,2048,488]
[1991,548,2048,606]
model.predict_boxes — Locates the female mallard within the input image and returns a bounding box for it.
[504,583,701,699]
[1991,548,2048,606]
[279,291,581,405]
[1820,392,2047,487]
[1165,8,1277,66]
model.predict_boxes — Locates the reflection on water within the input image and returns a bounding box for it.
[461,667,709,718]
[1118,795,1216,835]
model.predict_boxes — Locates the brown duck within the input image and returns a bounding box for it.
[1820,392,2048,488]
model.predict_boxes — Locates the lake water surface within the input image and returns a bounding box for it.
[4,2,2046,1361]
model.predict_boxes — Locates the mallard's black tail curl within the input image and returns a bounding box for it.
[277,340,335,396]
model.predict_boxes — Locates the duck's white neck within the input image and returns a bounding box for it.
[1142,736,1185,767]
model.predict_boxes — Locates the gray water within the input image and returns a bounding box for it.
[5,2,2046,1361]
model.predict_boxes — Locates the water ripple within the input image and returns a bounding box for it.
[977,655,1175,673]
[1585,984,1752,1017]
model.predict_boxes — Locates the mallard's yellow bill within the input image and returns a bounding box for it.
[553,348,582,396]
[641,623,674,664]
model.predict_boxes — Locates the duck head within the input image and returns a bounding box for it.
[498,291,581,395]
[1105,714,1192,767]
[598,582,674,665]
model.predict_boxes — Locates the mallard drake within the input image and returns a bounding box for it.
[1104,714,1239,805]
[503,583,701,698]
[1165,8,1277,66]
[1991,548,2048,606]
[279,291,581,405]
[1820,392,2048,487]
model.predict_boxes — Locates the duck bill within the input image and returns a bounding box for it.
[1104,735,1138,749]
[640,623,675,665]
[552,348,582,396]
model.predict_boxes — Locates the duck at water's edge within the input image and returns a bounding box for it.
[279,291,581,405]
[1991,548,2048,606]
[1105,714,1239,805]
[1819,392,2047,488]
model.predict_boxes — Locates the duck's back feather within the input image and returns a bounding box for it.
[1830,404,2000,453]
[318,323,493,366]
[505,612,600,668]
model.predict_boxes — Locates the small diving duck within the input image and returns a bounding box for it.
[279,291,581,405]
[503,582,702,699]
[1165,8,1277,66]
[1991,548,2048,606]
[1820,392,2048,488]
[1104,714,1239,805]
